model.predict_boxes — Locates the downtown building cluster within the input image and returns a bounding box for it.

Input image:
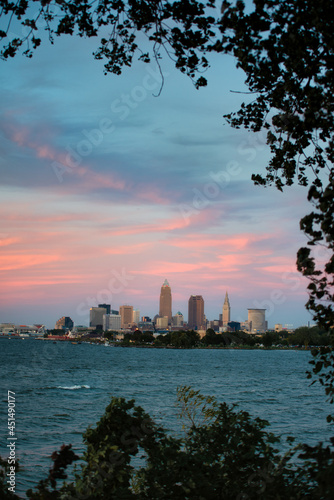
[84,279,268,334]
[1,280,291,338]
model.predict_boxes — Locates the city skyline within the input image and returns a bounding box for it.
[1,283,307,331]
[0,23,314,329]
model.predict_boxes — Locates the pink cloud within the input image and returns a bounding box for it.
[4,118,129,192]
[0,254,60,271]
[168,233,268,251]
[260,263,298,274]
[135,261,203,275]
[111,215,191,236]
[0,237,20,247]
[105,242,154,255]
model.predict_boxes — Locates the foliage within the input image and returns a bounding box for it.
[308,346,334,423]
[124,330,154,343]
[104,330,119,340]
[202,329,256,347]
[288,326,331,348]
[1,386,334,499]
[154,332,171,345]
[0,0,217,90]
[26,445,79,499]
[215,0,334,330]
[170,329,200,347]
[261,332,279,347]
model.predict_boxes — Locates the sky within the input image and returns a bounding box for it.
[0,8,316,329]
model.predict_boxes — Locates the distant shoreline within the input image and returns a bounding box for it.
[0,336,315,351]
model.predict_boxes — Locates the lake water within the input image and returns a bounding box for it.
[0,339,333,497]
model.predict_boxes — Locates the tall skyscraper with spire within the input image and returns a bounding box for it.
[222,291,231,326]
[159,279,172,323]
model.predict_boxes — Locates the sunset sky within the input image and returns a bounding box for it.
[0,14,315,329]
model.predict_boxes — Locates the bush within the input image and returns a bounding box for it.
[1,385,334,499]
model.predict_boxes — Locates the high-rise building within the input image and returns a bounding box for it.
[98,303,111,314]
[172,311,184,327]
[248,309,267,333]
[133,309,140,325]
[55,316,73,330]
[119,305,133,329]
[103,314,121,331]
[159,279,172,323]
[156,316,169,329]
[188,295,205,330]
[90,307,107,328]
[222,291,231,326]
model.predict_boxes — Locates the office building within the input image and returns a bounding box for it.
[98,303,111,314]
[90,307,107,328]
[119,305,133,329]
[172,311,184,327]
[222,291,231,326]
[55,316,73,331]
[208,320,220,332]
[103,314,121,331]
[156,316,168,329]
[188,295,205,330]
[159,279,172,323]
[133,309,140,325]
[248,309,267,333]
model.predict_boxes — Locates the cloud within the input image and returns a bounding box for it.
[105,242,154,255]
[0,237,20,247]
[0,37,314,328]
[0,254,60,271]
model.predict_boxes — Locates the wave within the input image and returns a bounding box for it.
[57,385,91,390]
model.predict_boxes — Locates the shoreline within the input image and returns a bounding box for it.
[0,336,317,351]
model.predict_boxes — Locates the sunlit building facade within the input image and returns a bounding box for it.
[188,295,205,330]
[248,309,267,333]
[119,305,134,329]
[222,291,231,326]
[159,279,172,323]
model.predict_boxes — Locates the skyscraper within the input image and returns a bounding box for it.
[133,309,140,325]
[159,279,172,323]
[222,291,231,326]
[98,303,111,314]
[119,305,133,329]
[248,309,267,333]
[90,307,107,328]
[188,295,204,330]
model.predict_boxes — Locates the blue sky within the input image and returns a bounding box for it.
[0,13,315,328]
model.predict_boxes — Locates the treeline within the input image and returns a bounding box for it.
[122,326,333,348]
